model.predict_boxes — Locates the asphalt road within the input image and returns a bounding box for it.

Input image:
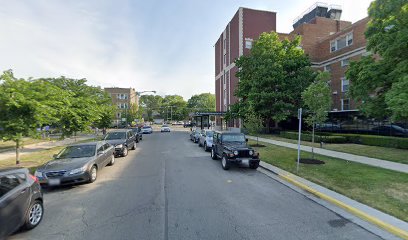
[10,128,382,240]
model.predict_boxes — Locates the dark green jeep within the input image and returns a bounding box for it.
[210,131,260,170]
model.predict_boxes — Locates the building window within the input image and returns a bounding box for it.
[117,103,128,109]
[117,94,128,100]
[330,32,353,52]
[223,53,226,65]
[224,39,226,49]
[117,112,121,118]
[341,59,349,67]
[341,78,349,92]
[324,65,331,72]
[341,99,350,110]
[245,40,252,49]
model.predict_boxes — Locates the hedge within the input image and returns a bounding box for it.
[280,132,348,144]
[280,132,408,149]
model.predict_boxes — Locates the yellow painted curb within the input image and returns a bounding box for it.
[279,173,408,240]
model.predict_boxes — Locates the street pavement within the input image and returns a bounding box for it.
[10,128,383,240]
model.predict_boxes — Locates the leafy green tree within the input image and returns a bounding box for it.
[347,0,408,121]
[244,111,264,146]
[187,93,216,112]
[302,71,332,159]
[42,77,111,138]
[140,95,163,121]
[233,32,315,128]
[0,70,64,164]
[161,95,188,121]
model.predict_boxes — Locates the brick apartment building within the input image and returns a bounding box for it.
[215,3,369,130]
[104,87,139,126]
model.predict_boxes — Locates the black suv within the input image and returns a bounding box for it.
[130,127,143,142]
[103,130,137,157]
[0,168,44,239]
[211,131,260,170]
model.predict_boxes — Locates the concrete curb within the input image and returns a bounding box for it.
[259,162,408,240]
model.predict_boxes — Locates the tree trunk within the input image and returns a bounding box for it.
[16,139,20,165]
[74,132,77,142]
[312,122,315,160]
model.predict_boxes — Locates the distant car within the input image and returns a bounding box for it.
[315,123,341,131]
[211,131,260,170]
[371,125,408,137]
[141,126,153,134]
[161,125,171,132]
[198,130,214,151]
[35,141,115,186]
[104,130,137,157]
[190,129,201,143]
[130,127,143,142]
[0,168,44,239]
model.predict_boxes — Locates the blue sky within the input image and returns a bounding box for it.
[0,0,372,100]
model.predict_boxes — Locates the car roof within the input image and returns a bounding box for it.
[0,167,28,175]
[69,141,101,147]
[214,131,244,135]
[109,129,130,133]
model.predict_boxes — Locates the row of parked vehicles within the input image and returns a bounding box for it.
[0,126,156,239]
[190,129,260,170]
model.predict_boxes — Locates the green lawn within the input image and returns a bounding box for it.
[0,138,52,153]
[257,134,408,164]
[250,140,408,222]
[0,146,64,173]
[0,138,98,173]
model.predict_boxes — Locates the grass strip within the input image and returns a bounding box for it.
[250,139,408,222]
[257,134,408,164]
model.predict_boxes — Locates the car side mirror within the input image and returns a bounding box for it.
[246,138,248,142]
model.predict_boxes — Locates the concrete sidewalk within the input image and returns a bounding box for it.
[259,161,408,240]
[0,135,96,161]
[248,135,408,174]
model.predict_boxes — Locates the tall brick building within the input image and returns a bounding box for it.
[215,3,369,130]
[214,7,277,130]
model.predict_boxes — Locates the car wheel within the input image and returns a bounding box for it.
[24,200,44,230]
[204,142,208,151]
[249,162,259,169]
[221,155,230,170]
[211,148,218,160]
[122,147,128,157]
[108,154,115,166]
[131,142,136,150]
[89,165,97,183]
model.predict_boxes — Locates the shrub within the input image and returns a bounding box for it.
[279,132,347,144]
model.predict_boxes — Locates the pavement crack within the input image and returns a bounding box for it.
[81,205,89,228]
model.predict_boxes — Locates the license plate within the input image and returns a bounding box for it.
[241,159,249,165]
[48,178,61,186]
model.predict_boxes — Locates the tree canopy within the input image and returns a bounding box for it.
[187,93,215,112]
[232,32,315,126]
[347,0,408,121]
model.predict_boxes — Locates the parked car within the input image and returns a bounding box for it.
[198,130,214,151]
[130,127,143,142]
[190,129,201,143]
[0,168,44,239]
[35,141,115,186]
[315,122,341,131]
[371,125,408,137]
[104,130,137,157]
[211,131,260,170]
[141,126,153,134]
[161,124,171,132]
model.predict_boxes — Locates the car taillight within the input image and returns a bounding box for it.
[29,174,39,183]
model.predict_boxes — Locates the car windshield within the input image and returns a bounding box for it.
[222,134,246,142]
[206,131,214,137]
[56,145,95,158]
[143,126,151,129]
[104,132,126,140]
